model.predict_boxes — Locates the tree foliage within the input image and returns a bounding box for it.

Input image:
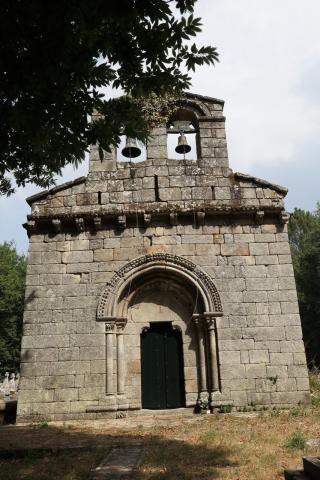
[0,242,26,375]
[0,0,218,195]
[288,204,320,367]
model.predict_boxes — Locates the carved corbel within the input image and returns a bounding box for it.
[27,220,37,235]
[52,218,61,233]
[280,211,290,224]
[118,215,126,230]
[196,211,205,226]
[93,216,102,230]
[143,213,151,227]
[255,210,264,225]
[169,212,178,226]
[75,217,85,232]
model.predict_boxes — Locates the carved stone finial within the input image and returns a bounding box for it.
[94,216,102,230]
[280,211,290,224]
[75,217,85,232]
[169,212,178,226]
[52,218,61,233]
[118,215,126,230]
[255,210,264,225]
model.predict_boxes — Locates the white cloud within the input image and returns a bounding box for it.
[192,0,320,170]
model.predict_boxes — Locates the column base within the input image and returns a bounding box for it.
[117,394,129,410]
[197,390,210,408]
[98,394,118,411]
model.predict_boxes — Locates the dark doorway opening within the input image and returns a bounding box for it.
[141,322,185,409]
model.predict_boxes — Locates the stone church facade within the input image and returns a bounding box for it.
[17,93,310,421]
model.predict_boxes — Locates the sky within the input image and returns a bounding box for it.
[1,0,319,254]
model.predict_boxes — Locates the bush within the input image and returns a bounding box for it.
[219,404,232,414]
[285,432,306,450]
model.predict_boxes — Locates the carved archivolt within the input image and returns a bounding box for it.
[97,253,222,320]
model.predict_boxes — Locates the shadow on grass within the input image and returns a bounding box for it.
[0,423,236,480]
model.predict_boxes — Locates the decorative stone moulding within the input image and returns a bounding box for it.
[95,252,223,411]
[23,205,286,236]
[97,253,223,322]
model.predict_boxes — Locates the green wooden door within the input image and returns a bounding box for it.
[141,322,185,409]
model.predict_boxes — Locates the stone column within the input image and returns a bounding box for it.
[194,317,208,401]
[105,323,115,400]
[206,317,220,394]
[116,320,126,395]
[116,319,128,410]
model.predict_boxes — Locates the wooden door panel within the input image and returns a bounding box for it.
[141,322,185,409]
[165,329,185,408]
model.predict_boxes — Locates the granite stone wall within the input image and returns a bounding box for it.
[17,93,310,422]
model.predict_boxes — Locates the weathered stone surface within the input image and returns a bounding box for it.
[18,92,308,422]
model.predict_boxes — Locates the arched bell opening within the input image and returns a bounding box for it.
[167,107,200,161]
[96,254,223,411]
[116,135,147,162]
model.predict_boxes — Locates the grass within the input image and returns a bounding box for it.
[309,370,320,406]
[0,449,108,480]
[285,432,306,450]
[1,372,320,480]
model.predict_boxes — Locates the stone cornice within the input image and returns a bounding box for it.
[26,177,86,206]
[23,205,288,236]
[185,92,225,106]
[234,172,288,195]
[26,203,284,221]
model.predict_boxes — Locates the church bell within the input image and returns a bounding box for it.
[175,132,191,155]
[121,137,142,158]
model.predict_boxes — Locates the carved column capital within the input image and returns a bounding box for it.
[192,314,203,327]
[105,322,115,333]
[205,316,216,331]
[116,318,127,332]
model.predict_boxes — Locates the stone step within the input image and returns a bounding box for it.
[303,457,320,480]
[128,407,195,418]
[89,445,143,479]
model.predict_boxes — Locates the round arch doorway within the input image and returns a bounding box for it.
[141,322,185,409]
